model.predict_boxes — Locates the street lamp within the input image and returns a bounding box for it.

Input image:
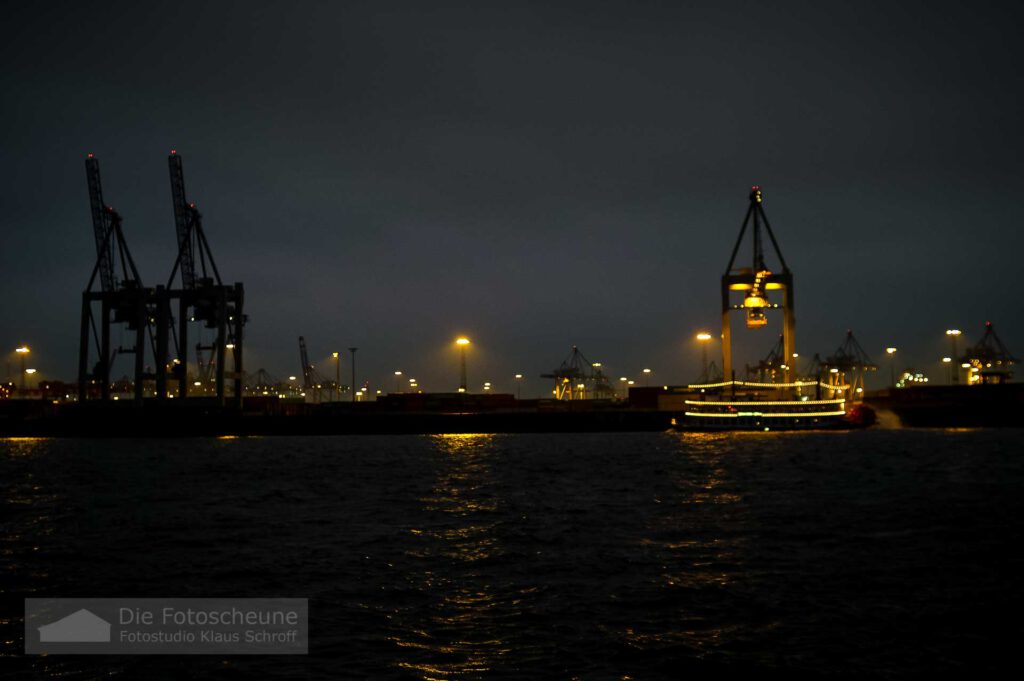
[15,346,29,391]
[696,332,712,382]
[642,368,652,386]
[394,370,403,393]
[349,348,358,402]
[455,337,470,392]
[886,347,897,387]
[945,330,961,383]
[514,373,523,400]
[332,352,340,401]
[942,356,953,384]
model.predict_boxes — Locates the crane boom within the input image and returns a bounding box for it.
[299,336,314,389]
[85,155,116,291]
[168,151,197,289]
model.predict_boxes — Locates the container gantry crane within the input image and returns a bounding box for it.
[822,330,877,401]
[154,151,245,406]
[960,322,1018,384]
[541,346,614,400]
[77,154,156,404]
[721,187,796,383]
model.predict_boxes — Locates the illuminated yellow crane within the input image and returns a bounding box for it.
[721,187,795,382]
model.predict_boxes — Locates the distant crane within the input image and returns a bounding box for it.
[960,322,1018,384]
[822,330,877,401]
[298,336,337,401]
[246,368,284,396]
[195,341,217,390]
[541,346,614,400]
[746,334,788,383]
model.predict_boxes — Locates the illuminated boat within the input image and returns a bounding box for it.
[673,379,857,431]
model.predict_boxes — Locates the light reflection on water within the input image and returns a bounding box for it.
[392,434,512,679]
[1,437,48,458]
[620,432,753,656]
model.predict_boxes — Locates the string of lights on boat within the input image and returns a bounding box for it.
[684,379,851,391]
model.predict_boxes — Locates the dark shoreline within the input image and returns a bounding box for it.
[2,382,1022,436]
[0,401,674,437]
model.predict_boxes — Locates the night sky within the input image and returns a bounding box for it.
[3,1,1022,397]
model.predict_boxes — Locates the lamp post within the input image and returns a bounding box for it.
[15,346,29,392]
[514,374,523,400]
[945,330,961,384]
[394,370,403,393]
[885,347,897,388]
[942,356,952,384]
[332,352,340,401]
[455,337,470,392]
[349,348,358,402]
[696,332,712,382]
[642,368,652,386]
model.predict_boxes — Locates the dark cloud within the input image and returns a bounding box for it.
[2,0,1021,395]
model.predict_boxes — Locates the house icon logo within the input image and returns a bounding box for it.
[38,608,111,643]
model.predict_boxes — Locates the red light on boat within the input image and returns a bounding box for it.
[87,153,94,159]
[170,149,177,155]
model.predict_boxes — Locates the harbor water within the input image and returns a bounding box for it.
[2,430,1021,678]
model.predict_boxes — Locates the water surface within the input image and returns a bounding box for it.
[1,430,1021,678]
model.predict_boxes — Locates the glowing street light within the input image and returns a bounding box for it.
[514,373,523,400]
[394,370,403,393]
[696,332,713,382]
[885,347,898,387]
[455,337,470,392]
[945,329,962,383]
[15,345,30,392]
[332,351,341,401]
[642,368,652,386]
